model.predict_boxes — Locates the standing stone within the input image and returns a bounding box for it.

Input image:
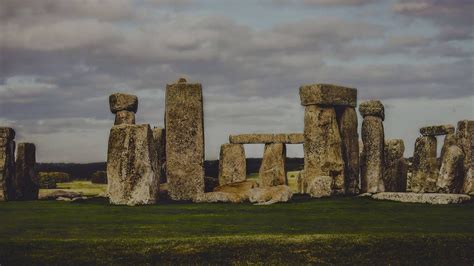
[109,93,138,125]
[304,106,345,194]
[457,120,473,194]
[107,124,159,205]
[259,143,286,187]
[14,143,38,200]
[218,144,246,186]
[0,128,15,201]
[411,136,438,193]
[115,111,136,125]
[297,170,305,194]
[440,132,457,159]
[165,78,205,200]
[152,127,166,184]
[383,139,407,192]
[359,100,385,193]
[306,176,332,198]
[337,107,359,194]
[437,145,464,193]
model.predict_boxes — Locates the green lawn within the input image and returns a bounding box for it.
[0,195,473,264]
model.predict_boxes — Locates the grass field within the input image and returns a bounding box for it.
[0,192,473,264]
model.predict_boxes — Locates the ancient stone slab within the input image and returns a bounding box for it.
[0,127,15,201]
[213,180,258,194]
[218,144,246,186]
[440,132,457,159]
[229,133,304,144]
[0,128,15,140]
[114,110,136,125]
[372,192,470,204]
[411,136,438,193]
[337,107,359,194]
[437,145,464,193]
[457,120,474,195]
[152,127,166,184]
[383,139,407,192]
[304,105,345,194]
[194,191,245,203]
[259,143,286,187]
[420,124,455,136]
[248,185,293,205]
[299,84,357,107]
[360,115,385,193]
[109,93,138,114]
[359,100,385,121]
[13,143,38,200]
[297,170,305,194]
[107,124,159,205]
[285,133,305,144]
[306,176,332,198]
[165,78,205,200]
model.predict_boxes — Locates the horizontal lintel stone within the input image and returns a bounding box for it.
[420,125,455,136]
[229,133,304,144]
[299,84,357,107]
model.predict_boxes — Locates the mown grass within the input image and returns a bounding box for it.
[39,180,107,198]
[0,195,473,264]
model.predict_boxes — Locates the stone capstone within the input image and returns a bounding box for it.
[0,127,15,201]
[383,139,408,192]
[107,124,160,205]
[411,135,438,193]
[299,84,357,107]
[114,110,136,125]
[218,144,246,186]
[13,143,38,200]
[359,100,385,121]
[0,128,15,140]
[360,115,385,193]
[306,176,332,198]
[437,145,464,193]
[248,185,293,205]
[259,143,286,187]
[229,133,304,144]
[165,79,205,200]
[420,124,455,136]
[372,192,470,204]
[337,107,359,194]
[109,93,138,114]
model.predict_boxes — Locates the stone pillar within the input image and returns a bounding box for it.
[109,93,138,125]
[457,120,473,194]
[14,143,38,200]
[218,144,246,186]
[383,139,407,192]
[337,107,359,195]
[359,100,385,193]
[107,124,160,205]
[152,127,166,184]
[411,135,438,192]
[0,128,15,201]
[437,145,464,193]
[165,78,205,200]
[259,143,286,187]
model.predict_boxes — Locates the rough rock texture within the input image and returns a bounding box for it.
[437,145,464,193]
[229,133,304,144]
[165,78,205,200]
[214,180,258,194]
[420,124,455,136]
[360,115,385,193]
[372,192,470,204]
[359,100,385,121]
[107,124,159,205]
[109,93,138,114]
[39,190,83,200]
[440,132,457,159]
[152,127,166,183]
[259,143,287,187]
[297,170,305,194]
[114,110,136,125]
[13,143,38,200]
[0,127,15,201]
[248,185,293,205]
[337,107,359,194]
[411,136,438,193]
[194,191,245,203]
[218,144,246,186]
[306,176,332,198]
[299,84,357,107]
[457,120,474,195]
[304,106,345,194]
[383,139,407,192]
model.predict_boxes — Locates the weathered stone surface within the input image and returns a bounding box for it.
[218,144,246,186]
[165,78,205,200]
[297,170,305,194]
[457,120,474,195]
[383,139,407,192]
[114,110,135,125]
[306,176,332,198]
[337,107,359,194]
[259,143,286,187]
[229,133,304,144]
[248,185,293,205]
[194,191,245,203]
[437,145,464,193]
[411,136,438,193]
[152,127,166,183]
[39,190,83,200]
[204,180,258,202]
[13,143,38,200]
[107,124,159,205]
[214,180,258,194]
[360,115,385,193]
[359,100,385,121]
[304,106,345,194]
[440,132,457,159]
[0,127,15,201]
[109,93,138,114]
[372,192,470,204]
[420,124,455,136]
[299,84,357,107]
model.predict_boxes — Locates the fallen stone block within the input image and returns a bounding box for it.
[299,84,357,107]
[248,185,293,205]
[372,192,471,204]
[420,125,455,136]
[193,191,246,203]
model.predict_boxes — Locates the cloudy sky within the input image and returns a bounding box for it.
[1,0,472,163]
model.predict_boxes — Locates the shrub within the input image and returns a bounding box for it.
[38,172,71,188]
[91,171,107,184]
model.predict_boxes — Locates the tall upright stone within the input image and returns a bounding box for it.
[165,78,205,200]
[437,145,464,193]
[411,135,438,192]
[337,107,359,194]
[259,143,286,187]
[0,128,15,201]
[457,120,473,194]
[109,93,138,125]
[152,127,166,184]
[359,100,385,193]
[218,144,246,186]
[14,143,38,200]
[383,139,407,192]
